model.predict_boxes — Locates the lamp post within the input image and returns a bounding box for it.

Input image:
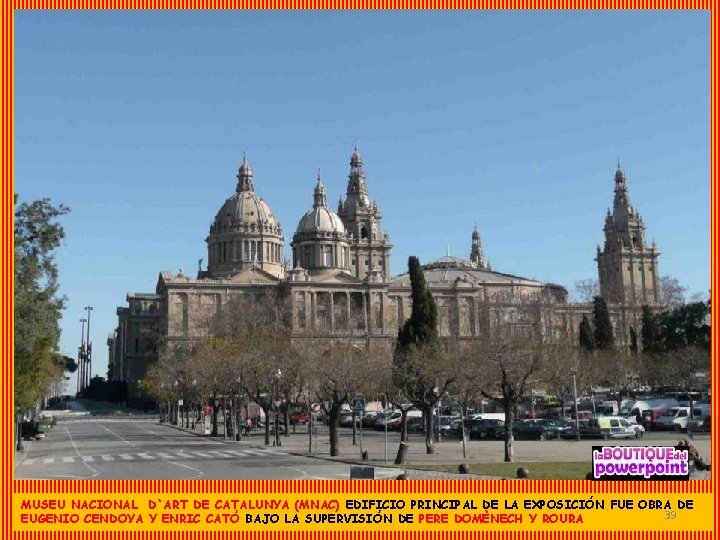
[432,386,441,443]
[274,369,282,448]
[15,407,24,452]
[384,396,388,464]
[77,318,87,394]
[572,367,580,441]
[531,388,535,419]
[84,306,94,389]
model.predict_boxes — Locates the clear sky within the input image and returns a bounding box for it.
[14,10,710,391]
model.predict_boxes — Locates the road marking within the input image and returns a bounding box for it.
[100,455,115,462]
[62,457,75,463]
[222,450,247,457]
[63,426,100,478]
[173,452,191,459]
[100,425,136,447]
[156,453,175,459]
[23,459,35,465]
[118,454,134,460]
[207,451,234,458]
[43,458,54,464]
[191,451,213,458]
[82,456,95,463]
[244,448,272,456]
[137,453,155,460]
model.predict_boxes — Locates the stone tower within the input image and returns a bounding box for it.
[596,164,660,305]
[337,147,392,281]
[469,225,488,269]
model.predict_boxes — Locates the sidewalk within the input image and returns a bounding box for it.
[170,422,712,479]
[167,422,505,478]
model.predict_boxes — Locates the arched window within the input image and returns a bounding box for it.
[361,227,368,239]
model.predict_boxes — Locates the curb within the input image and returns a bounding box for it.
[160,421,505,478]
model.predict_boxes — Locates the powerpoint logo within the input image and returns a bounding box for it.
[591,446,689,481]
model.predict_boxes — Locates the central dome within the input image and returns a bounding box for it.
[205,155,285,279]
[212,191,280,233]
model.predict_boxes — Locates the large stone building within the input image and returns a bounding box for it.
[107,151,660,396]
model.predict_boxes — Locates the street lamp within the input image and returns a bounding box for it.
[571,367,580,441]
[531,388,535,419]
[274,368,282,447]
[78,318,87,394]
[84,306,94,389]
[15,406,24,452]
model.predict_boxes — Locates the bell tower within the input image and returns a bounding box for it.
[337,146,392,281]
[596,164,660,306]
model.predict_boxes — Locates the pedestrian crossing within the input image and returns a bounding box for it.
[21,446,283,466]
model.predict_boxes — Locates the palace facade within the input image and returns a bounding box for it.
[107,150,660,396]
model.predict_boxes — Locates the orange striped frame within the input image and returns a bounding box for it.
[1,2,717,539]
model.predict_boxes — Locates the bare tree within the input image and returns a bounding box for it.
[393,342,455,454]
[573,278,600,303]
[303,341,378,457]
[539,341,597,417]
[474,324,545,462]
[659,276,687,311]
[447,340,487,458]
[594,349,643,410]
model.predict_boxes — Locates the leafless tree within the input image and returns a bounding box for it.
[659,276,687,311]
[474,323,546,462]
[539,340,598,417]
[447,339,487,458]
[302,340,379,457]
[393,342,455,455]
[593,349,643,410]
[573,278,600,303]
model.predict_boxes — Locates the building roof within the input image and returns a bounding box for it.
[390,255,558,289]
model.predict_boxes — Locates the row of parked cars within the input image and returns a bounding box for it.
[335,407,708,440]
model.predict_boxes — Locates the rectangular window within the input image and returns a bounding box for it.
[324,247,333,267]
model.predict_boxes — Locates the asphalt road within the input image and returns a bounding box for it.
[14,420,403,480]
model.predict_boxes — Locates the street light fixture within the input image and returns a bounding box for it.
[571,367,580,441]
[15,406,24,452]
[84,306,94,390]
[78,318,87,394]
[274,368,282,447]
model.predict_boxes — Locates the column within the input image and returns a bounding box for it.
[346,292,351,331]
[362,293,368,334]
[311,292,317,330]
[330,292,335,333]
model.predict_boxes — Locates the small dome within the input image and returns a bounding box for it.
[239,157,253,177]
[295,171,346,236]
[350,147,363,167]
[296,206,346,235]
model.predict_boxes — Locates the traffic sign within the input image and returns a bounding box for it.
[351,397,365,413]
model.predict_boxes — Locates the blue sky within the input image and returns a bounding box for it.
[14,10,710,389]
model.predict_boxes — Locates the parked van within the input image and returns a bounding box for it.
[597,416,637,439]
[657,407,708,430]
[620,399,680,427]
[469,413,506,422]
[599,401,619,416]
